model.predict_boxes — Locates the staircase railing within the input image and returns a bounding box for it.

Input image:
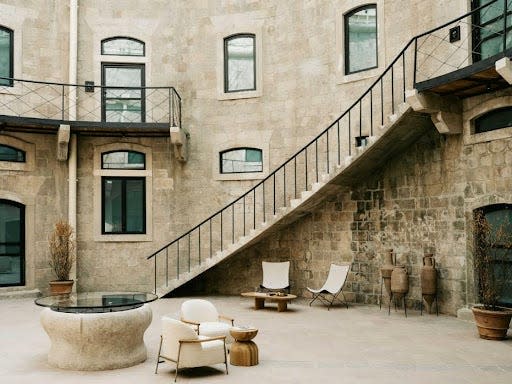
[147,0,507,294]
[0,77,181,127]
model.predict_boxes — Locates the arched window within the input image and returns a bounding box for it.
[0,200,25,287]
[0,26,13,86]
[220,148,262,174]
[474,204,512,308]
[474,106,512,134]
[101,150,145,169]
[101,37,145,56]
[0,144,25,162]
[344,4,377,75]
[224,34,256,92]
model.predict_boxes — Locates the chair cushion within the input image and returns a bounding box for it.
[181,299,219,323]
[179,337,225,368]
[199,322,233,344]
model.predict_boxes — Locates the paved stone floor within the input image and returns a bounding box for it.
[1,295,511,383]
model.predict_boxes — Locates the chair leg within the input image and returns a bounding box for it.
[309,293,321,306]
[224,340,229,375]
[155,336,163,374]
[175,345,182,382]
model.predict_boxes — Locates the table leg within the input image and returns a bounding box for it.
[277,300,287,312]
[254,297,265,310]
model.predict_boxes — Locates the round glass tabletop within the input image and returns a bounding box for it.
[35,291,158,313]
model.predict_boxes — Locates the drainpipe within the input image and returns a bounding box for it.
[68,0,78,284]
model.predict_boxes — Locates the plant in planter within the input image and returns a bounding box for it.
[48,220,75,295]
[471,209,512,340]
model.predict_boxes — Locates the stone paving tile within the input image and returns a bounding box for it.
[0,296,511,383]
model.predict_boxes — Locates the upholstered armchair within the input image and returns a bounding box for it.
[155,317,228,382]
[180,299,234,344]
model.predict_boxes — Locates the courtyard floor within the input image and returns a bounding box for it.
[1,295,511,383]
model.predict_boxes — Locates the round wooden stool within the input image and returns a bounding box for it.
[229,327,258,366]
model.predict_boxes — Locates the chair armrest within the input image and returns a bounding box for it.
[180,318,200,332]
[179,335,226,344]
[218,314,235,325]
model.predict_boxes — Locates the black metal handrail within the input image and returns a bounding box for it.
[146,1,506,293]
[0,76,181,126]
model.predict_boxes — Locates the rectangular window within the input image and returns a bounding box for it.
[102,64,145,123]
[220,148,262,173]
[224,34,256,92]
[0,27,13,86]
[344,5,377,75]
[102,177,145,234]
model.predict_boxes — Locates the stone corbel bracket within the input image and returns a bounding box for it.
[495,57,512,85]
[170,125,189,162]
[57,124,70,161]
[406,89,462,134]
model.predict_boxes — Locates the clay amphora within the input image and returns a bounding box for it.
[390,265,409,298]
[380,249,395,296]
[421,254,437,312]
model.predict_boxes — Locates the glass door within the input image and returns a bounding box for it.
[472,0,512,62]
[0,200,24,287]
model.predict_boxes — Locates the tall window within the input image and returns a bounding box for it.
[474,204,512,307]
[344,5,377,75]
[474,106,512,133]
[224,34,256,92]
[0,200,24,287]
[0,26,13,86]
[101,151,146,234]
[102,63,145,123]
[101,37,145,123]
[0,144,25,162]
[220,148,262,174]
[472,0,512,62]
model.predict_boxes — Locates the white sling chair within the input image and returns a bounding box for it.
[155,317,228,382]
[307,263,350,310]
[260,261,290,292]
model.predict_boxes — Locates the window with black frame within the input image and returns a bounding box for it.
[101,37,145,123]
[475,204,512,308]
[0,26,13,86]
[344,4,377,75]
[224,34,256,92]
[474,106,512,133]
[0,144,25,162]
[472,0,512,62]
[101,151,146,234]
[0,200,24,287]
[220,148,262,174]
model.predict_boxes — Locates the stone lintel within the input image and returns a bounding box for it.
[431,111,462,135]
[169,125,189,162]
[495,57,512,85]
[57,124,70,161]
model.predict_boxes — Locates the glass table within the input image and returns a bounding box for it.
[35,291,158,313]
[35,291,158,370]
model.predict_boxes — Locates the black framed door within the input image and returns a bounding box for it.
[0,200,25,287]
[101,63,145,123]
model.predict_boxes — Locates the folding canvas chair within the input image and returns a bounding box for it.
[307,263,350,310]
[260,261,290,293]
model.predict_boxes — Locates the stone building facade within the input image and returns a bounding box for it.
[1,0,511,316]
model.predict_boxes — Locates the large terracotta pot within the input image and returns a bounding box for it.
[421,254,437,313]
[380,249,395,296]
[390,265,408,299]
[49,280,74,295]
[472,306,512,340]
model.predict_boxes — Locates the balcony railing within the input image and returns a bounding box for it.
[146,0,511,294]
[0,77,181,127]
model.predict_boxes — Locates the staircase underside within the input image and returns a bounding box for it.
[158,102,435,296]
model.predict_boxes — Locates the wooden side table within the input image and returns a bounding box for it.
[229,327,258,366]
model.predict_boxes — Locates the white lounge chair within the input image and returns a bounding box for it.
[307,263,350,310]
[260,261,290,292]
[155,317,228,382]
[180,299,234,344]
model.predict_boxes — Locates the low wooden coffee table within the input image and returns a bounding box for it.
[241,292,297,312]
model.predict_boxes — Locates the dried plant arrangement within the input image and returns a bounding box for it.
[48,220,75,281]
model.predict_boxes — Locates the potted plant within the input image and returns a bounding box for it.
[471,209,512,340]
[48,220,75,295]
